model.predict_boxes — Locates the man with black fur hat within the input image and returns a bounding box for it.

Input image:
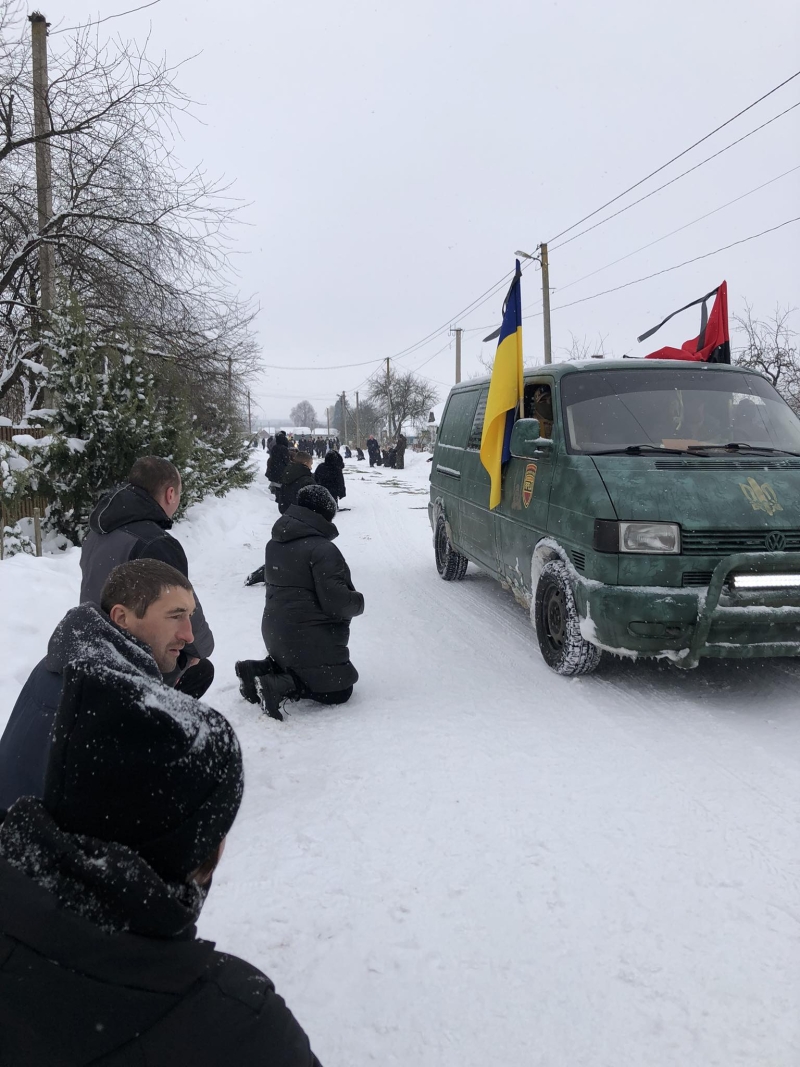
[236,484,364,719]
[0,559,198,812]
[0,660,321,1065]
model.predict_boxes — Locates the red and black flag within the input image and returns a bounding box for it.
[638,281,730,363]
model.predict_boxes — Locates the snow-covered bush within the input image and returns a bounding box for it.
[5,298,253,543]
[1,523,35,557]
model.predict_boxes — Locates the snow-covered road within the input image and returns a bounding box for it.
[1,451,798,1065]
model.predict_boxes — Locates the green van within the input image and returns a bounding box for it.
[429,359,800,674]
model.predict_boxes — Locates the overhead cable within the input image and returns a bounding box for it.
[546,68,800,245]
[551,101,800,252]
[521,216,800,320]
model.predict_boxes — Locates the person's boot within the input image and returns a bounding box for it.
[235,658,276,704]
[255,672,298,720]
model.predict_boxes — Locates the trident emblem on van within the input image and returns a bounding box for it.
[739,477,783,517]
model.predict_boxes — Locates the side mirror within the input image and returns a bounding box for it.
[510,418,553,459]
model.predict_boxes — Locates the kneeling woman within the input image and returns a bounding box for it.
[237,485,364,718]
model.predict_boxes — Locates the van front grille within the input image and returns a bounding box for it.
[681,529,800,555]
[682,571,713,587]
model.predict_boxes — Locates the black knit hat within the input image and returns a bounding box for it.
[297,483,337,521]
[44,662,244,883]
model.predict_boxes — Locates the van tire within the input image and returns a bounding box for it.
[435,517,468,581]
[534,560,602,676]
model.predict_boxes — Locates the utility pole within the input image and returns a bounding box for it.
[355,391,360,447]
[450,326,462,383]
[30,13,54,322]
[385,357,393,438]
[326,406,330,437]
[247,390,252,433]
[227,355,233,406]
[540,241,552,365]
[341,391,347,443]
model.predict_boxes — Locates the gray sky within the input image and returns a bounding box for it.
[45,0,800,424]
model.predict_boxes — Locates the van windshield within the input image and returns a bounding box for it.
[561,368,800,455]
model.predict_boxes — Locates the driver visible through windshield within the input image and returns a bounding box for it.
[561,367,800,456]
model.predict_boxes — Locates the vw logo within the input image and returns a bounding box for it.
[765,532,786,551]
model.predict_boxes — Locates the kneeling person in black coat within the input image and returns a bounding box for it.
[314,450,346,504]
[236,485,364,719]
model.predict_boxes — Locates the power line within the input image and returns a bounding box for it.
[521,216,800,320]
[550,100,800,252]
[546,68,800,245]
[50,0,162,34]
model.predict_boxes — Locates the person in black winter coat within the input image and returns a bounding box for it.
[79,456,214,691]
[266,431,291,486]
[314,451,346,504]
[0,660,321,1066]
[366,436,380,467]
[236,485,364,719]
[0,560,198,812]
[277,451,316,514]
[330,449,345,471]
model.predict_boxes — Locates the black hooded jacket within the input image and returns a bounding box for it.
[262,506,364,692]
[79,484,213,661]
[266,437,291,483]
[0,605,161,812]
[314,454,346,501]
[0,798,321,1066]
[277,461,316,515]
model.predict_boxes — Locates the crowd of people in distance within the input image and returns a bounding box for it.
[366,431,406,469]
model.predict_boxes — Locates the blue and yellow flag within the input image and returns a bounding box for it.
[480,261,524,509]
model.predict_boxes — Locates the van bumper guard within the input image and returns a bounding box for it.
[685,550,800,668]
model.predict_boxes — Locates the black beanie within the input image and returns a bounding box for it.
[297,483,337,521]
[44,662,244,883]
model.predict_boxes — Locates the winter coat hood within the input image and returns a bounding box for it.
[323,451,339,467]
[44,603,159,679]
[89,484,172,536]
[0,796,205,939]
[271,505,338,544]
[283,459,314,485]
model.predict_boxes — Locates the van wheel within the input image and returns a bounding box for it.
[435,517,468,581]
[534,561,602,676]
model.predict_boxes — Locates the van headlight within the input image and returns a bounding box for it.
[619,522,681,554]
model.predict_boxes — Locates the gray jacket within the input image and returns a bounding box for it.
[80,484,213,662]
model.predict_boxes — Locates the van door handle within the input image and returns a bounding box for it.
[437,465,461,479]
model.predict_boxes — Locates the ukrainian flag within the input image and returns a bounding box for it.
[480,261,524,509]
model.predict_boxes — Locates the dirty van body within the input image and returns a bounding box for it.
[429,360,800,675]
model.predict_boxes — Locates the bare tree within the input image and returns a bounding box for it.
[0,2,258,424]
[290,399,317,427]
[733,305,799,414]
[560,332,612,361]
[366,365,438,437]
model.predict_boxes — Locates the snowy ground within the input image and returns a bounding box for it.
[1,451,799,1066]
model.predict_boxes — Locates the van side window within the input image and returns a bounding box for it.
[439,390,480,447]
[466,388,489,450]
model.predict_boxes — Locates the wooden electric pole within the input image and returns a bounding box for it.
[540,241,552,365]
[227,355,232,406]
[355,391,360,447]
[450,326,462,383]
[30,13,54,323]
[341,391,347,443]
[385,357,393,437]
[247,390,252,433]
[326,407,330,437]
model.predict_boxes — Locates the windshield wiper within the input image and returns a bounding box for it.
[589,444,709,457]
[687,442,800,457]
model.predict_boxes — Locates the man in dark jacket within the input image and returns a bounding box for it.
[366,436,380,467]
[0,559,196,812]
[80,455,214,694]
[314,451,346,504]
[236,485,364,719]
[0,660,321,1066]
[395,432,407,470]
[266,431,291,488]
[277,450,316,514]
